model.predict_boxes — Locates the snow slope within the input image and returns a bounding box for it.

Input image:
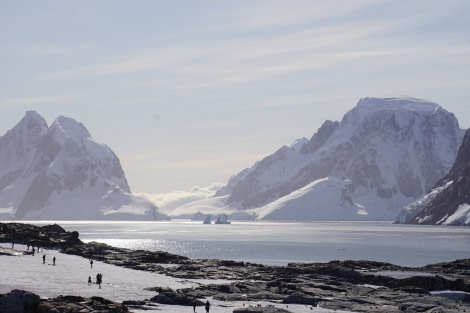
[255,177,364,220]
[0,243,354,313]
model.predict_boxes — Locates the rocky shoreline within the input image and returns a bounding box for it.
[1,222,469,313]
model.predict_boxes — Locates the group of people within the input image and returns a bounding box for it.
[26,243,40,252]
[193,299,211,313]
[8,239,106,292]
[10,241,218,311]
[88,272,104,288]
[41,254,56,265]
[96,272,103,288]
[87,258,103,288]
[87,270,103,288]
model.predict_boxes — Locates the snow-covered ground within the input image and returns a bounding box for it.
[0,243,355,313]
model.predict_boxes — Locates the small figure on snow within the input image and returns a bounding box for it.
[205,300,210,313]
[88,276,92,286]
[96,273,103,288]
[42,254,46,264]
[53,256,56,265]
[90,259,93,268]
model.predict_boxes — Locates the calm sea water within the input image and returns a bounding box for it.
[30,221,470,267]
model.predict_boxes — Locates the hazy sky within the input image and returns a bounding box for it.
[1,1,469,194]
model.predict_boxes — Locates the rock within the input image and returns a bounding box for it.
[150,291,201,306]
[39,294,129,313]
[0,289,128,313]
[399,302,439,312]
[0,222,189,266]
[40,223,66,233]
[121,300,147,306]
[233,306,292,313]
[282,294,318,306]
[0,289,40,313]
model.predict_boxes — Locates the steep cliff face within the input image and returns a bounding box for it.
[396,128,470,225]
[0,111,168,220]
[215,97,464,220]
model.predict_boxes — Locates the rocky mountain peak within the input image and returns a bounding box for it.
[0,111,48,167]
[49,115,92,143]
[216,97,464,221]
[355,97,439,112]
[0,111,167,220]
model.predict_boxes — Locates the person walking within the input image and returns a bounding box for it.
[90,259,93,268]
[205,300,210,313]
[53,256,56,265]
[193,300,197,312]
[88,276,92,286]
[96,273,103,288]
[42,254,45,264]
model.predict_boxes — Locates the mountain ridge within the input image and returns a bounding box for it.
[170,97,465,221]
[395,128,470,225]
[0,111,168,220]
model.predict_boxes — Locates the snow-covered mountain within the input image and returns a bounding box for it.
[0,111,168,220]
[395,128,470,225]
[172,97,464,221]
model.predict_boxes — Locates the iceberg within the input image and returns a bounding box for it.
[214,214,231,224]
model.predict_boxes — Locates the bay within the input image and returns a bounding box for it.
[30,220,470,267]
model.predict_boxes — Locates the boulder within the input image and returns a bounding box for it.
[282,294,318,306]
[233,306,292,313]
[0,289,40,313]
[150,291,201,306]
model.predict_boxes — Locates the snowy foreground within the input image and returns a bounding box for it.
[0,244,355,313]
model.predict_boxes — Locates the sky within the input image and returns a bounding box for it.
[1,1,470,195]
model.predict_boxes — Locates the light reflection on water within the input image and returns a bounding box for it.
[26,220,470,266]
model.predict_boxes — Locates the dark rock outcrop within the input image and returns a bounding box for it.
[0,289,40,313]
[150,291,203,306]
[0,290,127,313]
[408,128,470,225]
[234,306,292,313]
[39,295,129,313]
[161,259,470,312]
[0,222,189,266]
